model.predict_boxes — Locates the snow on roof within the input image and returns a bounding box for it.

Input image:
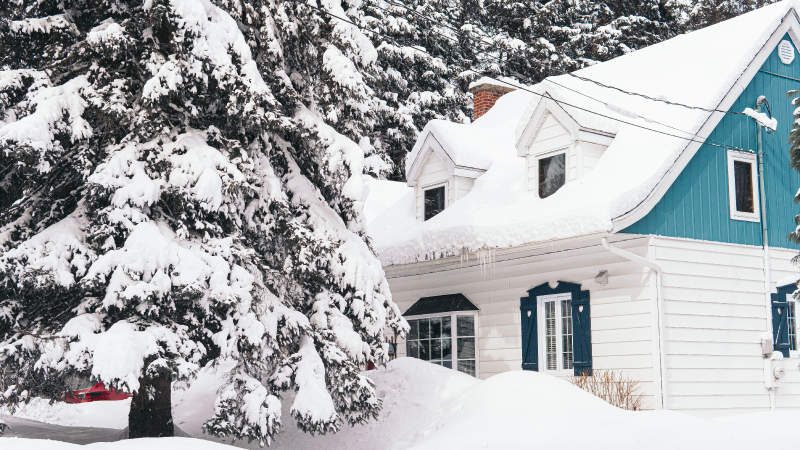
[467,76,523,92]
[405,88,533,179]
[372,1,800,265]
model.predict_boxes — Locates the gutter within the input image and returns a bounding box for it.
[602,237,667,410]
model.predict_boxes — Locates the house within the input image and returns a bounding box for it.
[366,0,800,417]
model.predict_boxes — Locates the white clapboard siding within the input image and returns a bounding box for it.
[529,113,571,154]
[454,176,474,201]
[652,236,800,416]
[767,246,800,410]
[386,235,657,409]
[580,142,607,176]
[526,113,573,191]
[414,152,454,222]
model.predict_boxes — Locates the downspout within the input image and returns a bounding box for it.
[756,96,775,411]
[602,237,667,410]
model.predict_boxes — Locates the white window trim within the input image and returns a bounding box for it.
[402,310,479,377]
[420,180,449,221]
[537,292,574,377]
[534,148,569,199]
[726,150,760,222]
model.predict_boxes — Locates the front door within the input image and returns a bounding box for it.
[537,292,574,376]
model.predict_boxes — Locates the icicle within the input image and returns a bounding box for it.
[475,247,497,280]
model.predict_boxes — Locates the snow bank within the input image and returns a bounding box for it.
[2,437,234,450]
[5,357,800,449]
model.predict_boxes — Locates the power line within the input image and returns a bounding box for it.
[287,0,750,153]
[546,79,746,152]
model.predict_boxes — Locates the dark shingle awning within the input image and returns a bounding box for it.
[403,293,479,317]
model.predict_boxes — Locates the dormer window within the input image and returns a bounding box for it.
[424,185,445,220]
[538,152,566,199]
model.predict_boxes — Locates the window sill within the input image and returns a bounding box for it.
[730,212,760,223]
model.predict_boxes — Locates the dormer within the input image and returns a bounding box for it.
[515,95,615,198]
[406,125,492,222]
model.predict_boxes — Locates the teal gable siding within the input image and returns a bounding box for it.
[621,33,800,250]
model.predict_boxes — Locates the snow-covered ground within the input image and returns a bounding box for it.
[3,358,800,449]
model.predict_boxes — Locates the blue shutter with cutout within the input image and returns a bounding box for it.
[772,284,794,357]
[520,295,538,371]
[572,290,592,376]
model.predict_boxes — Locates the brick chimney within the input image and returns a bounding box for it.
[469,78,516,121]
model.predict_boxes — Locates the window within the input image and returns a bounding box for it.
[538,152,566,198]
[424,185,445,220]
[538,293,573,374]
[521,282,591,374]
[406,313,477,376]
[727,151,760,222]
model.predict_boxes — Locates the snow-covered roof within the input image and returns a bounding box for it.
[370,1,800,265]
[405,88,533,182]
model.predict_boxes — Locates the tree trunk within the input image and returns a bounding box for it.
[128,372,174,438]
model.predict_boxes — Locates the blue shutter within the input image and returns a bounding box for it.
[520,296,538,371]
[572,290,592,375]
[772,284,793,357]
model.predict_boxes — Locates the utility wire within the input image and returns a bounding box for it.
[287,0,749,153]
[546,79,746,152]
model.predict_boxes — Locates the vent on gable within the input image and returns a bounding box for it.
[779,40,795,65]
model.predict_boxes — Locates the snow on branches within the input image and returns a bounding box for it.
[0,0,405,443]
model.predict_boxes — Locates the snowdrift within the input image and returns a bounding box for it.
[3,358,800,449]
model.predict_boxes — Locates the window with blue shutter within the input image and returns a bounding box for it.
[772,284,795,357]
[520,281,592,375]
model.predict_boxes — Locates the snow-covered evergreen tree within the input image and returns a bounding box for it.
[362,0,472,179]
[0,0,406,443]
[687,0,778,30]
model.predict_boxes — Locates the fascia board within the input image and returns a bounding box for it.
[577,128,615,146]
[611,11,800,232]
[453,167,487,178]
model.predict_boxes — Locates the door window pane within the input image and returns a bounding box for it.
[538,153,566,199]
[544,300,557,371]
[561,299,573,370]
[733,160,754,213]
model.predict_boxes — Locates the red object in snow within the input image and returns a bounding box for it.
[63,383,131,403]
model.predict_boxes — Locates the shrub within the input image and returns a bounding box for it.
[567,370,644,411]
